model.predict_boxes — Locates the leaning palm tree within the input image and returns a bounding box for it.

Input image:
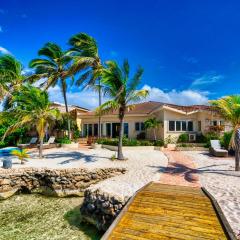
[97,60,149,160]
[68,33,103,137]
[28,42,72,139]
[1,85,61,158]
[0,55,25,103]
[144,118,162,141]
[210,95,240,171]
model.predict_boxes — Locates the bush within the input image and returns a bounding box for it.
[196,134,207,143]
[154,139,164,147]
[203,132,220,148]
[221,131,233,150]
[136,132,146,140]
[96,138,155,146]
[56,137,72,144]
[177,133,189,143]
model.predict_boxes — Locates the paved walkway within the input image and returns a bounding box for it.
[160,150,200,188]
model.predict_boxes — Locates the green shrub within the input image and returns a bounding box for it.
[221,131,233,150]
[56,137,72,144]
[204,132,220,148]
[177,133,189,143]
[154,139,164,147]
[96,138,155,146]
[196,134,207,143]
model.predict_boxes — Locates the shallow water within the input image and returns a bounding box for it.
[0,194,102,240]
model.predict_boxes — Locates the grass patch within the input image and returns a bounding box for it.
[0,194,101,240]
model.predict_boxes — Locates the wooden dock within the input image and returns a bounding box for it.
[102,182,236,240]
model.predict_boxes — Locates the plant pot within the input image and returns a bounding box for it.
[2,158,12,169]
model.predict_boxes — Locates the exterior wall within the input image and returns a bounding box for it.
[77,108,232,141]
[80,115,150,139]
[163,110,198,142]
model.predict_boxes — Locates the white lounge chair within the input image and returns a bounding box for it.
[209,140,228,157]
[18,137,38,148]
[38,136,56,149]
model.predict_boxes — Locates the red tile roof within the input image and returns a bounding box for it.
[80,101,213,116]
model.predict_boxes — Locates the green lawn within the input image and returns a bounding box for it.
[0,194,101,240]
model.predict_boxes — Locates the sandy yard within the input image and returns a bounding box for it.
[0,147,168,200]
[184,151,240,236]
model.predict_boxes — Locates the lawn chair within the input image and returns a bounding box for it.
[18,137,38,148]
[38,136,56,149]
[209,140,228,157]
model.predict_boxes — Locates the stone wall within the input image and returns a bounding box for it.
[0,168,126,200]
[80,189,129,231]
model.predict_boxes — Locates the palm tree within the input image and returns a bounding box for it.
[68,33,103,137]
[1,85,61,158]
[0,55,25,103]
[210,95,240,171]
[28,42,72,139]
[144,117,162,141]
[98,60,149,160]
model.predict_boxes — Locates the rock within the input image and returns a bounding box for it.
[0,188,18,200]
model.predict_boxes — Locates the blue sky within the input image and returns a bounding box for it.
[1,0,240,109]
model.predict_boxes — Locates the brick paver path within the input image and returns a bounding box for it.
[160,150,200,188]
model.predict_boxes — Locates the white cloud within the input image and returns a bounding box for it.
[48,85,107,110]
[0,46,11,55]
[191,72,224,87]
[21,68,34,75]
[142,84,209,105]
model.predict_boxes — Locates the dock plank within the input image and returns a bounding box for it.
[101,182,235,240]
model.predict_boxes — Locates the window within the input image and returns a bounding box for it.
[211,120,218,126]
[188,121,193,131]
[182,121,187,131]
[176,121,181,131]
[135,122,144,131]
[106,123,111,137]
[135,122,140,131]
[124,123,129,137]
[198,121,201,131]
[220,120,224,126]
[88,124,93,136]
[168,120,194,132]
[94,124,98,137]
[169,121,175,131]
[83,124,88,137]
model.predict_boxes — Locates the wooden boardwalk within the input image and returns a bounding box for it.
[102,182,236,240]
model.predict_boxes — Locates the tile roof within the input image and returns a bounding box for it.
[80,101,213,116]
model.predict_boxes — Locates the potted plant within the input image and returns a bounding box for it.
[11,149,29,164]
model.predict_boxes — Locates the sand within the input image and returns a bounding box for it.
[184,151,240,237]
[0,147,168,200]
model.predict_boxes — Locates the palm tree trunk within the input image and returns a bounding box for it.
[234,129,240,171]
[39,138,43,158]
[117,109,125,160]
[61,80,71,140]
[98,83,102,139]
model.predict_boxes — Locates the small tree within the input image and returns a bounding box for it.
[1,85,61,158]
[144,118,162,141]
[11,149,29,164]
[210,95,240,171]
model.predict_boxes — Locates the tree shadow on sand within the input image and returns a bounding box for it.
[42,151,109,165]
[64,205,102,240]
[149,163,240,184]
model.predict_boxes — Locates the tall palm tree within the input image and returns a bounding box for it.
[98,60,149,160]
[0,55,25,103]
[1,85,61,158]
[210,95,240,171]
[28,42,72,139]
[144,118,162,141]
[68,33,103,137]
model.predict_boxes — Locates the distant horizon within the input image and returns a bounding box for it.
[1,0,240,109]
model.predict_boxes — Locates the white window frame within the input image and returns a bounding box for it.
[168,120,194,132]
[135,122,144,132]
